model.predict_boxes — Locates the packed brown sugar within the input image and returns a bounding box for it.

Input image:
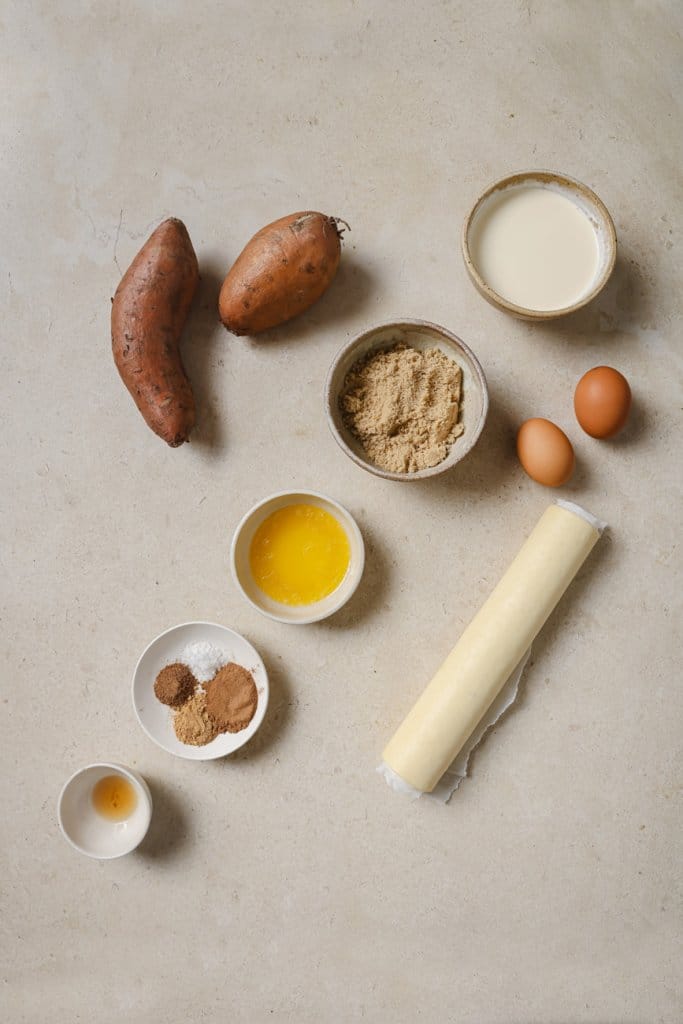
[341,343,464,473]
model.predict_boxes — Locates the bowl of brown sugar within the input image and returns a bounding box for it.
[325,319,488,481]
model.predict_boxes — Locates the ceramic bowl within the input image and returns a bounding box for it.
[462,169,617,320]
[58,763,152,859]
[132,621,269,760]
[325,319,488,481]
[231,490,365,624]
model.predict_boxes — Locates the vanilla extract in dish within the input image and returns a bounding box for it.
[470,186,599,311]
[91,775,138,822]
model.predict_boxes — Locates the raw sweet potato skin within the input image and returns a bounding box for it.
[111,218,199,446]
[218,211,344,335]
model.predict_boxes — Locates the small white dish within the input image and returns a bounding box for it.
[231,490,365,624]
[132,621,269,760]
[58,762,152,859]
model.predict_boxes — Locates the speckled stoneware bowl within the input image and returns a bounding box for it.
[325,319,488,482]
[462,170,617,321]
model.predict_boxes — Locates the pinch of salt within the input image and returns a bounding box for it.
[180,640,230,683]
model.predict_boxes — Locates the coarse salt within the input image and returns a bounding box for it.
[180,640,229,683]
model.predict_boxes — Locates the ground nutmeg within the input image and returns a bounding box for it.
[154,662,197,707]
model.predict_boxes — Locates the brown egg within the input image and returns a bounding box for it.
[517,418,575,487]
[574,366,631,438]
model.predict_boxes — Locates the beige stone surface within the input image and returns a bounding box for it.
[1,2,681,1022]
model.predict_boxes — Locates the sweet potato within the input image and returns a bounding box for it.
[111,218,199,446]
[218,211,347,335]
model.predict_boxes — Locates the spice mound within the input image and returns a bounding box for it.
[181,640,227,683]
[173,691,219,746]
[205,663,258,734]
[153,655,259,746]
[154,662,197,707]
[341,342,464,473]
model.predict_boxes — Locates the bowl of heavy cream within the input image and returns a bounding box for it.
[462,171,616,320]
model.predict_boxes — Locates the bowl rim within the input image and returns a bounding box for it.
[324,317,489,481]
[57,761,153,860]
[230,489,366,624]
[130,620,270,760]
[461,169,617,320]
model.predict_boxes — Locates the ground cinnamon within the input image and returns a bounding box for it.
[205,663,258,733]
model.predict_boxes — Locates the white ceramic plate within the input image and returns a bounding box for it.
[132,621,269,760]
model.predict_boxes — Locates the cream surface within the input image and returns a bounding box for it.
[470,186,600,311]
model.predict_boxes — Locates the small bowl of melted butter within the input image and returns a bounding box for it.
[58,763,152,858]
[231,490,365,624]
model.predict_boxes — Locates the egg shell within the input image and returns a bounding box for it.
[574,365,632,438]
[516,418,575,487]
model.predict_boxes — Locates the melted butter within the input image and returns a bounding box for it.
[249,503,351,606]
[91,775,137,822]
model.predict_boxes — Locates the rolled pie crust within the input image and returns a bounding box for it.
[381,502,604,793]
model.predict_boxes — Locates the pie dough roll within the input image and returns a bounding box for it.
[382,502,604,793]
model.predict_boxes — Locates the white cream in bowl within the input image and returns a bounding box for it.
[470,187,598,310]
[463,172,616,319]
